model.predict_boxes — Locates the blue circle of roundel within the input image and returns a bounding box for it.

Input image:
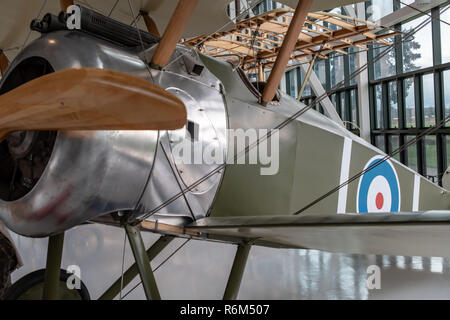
[358,158,400,213]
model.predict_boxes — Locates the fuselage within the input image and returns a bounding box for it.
[0,30,448,237]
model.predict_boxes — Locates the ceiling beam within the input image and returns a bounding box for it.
[247,26,374,64]
[378,0,448,27]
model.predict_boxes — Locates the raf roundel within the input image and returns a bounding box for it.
[357,156,401,213]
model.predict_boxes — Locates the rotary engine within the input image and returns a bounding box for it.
[0,9,228,237]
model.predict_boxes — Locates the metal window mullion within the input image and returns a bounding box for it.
[355,88,360,128]
[384,132,389,156]
[285,70,291,96]
[382,81,390,152]
[437,133,445,185]
[393,0,401,12]
[367,42,375,81]
[414,75,423,129]
[395,78,408,165]
[399,134,406,164]
[395,23,403,75]
[417,137,426,176]
[344,47,351,87]
[234,0,240,19]
[369,85,376,144]
[432,6,442,67]
[336,92,342,118]
[325,54,331,91]
[397,78,405,129]
[443,134,448,170]
[435,70,444,122]
[365,1,375,81]
[345,90,351,124]
[414,73,427,174]
[435,70,445,184]
[323,17,331,92]
[296,67,302,98]
[382,81,390,129]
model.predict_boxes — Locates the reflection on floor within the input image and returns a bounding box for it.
[9,223,450,300]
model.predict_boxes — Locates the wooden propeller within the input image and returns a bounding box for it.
[0,68,187,141]
[0,51,9,76]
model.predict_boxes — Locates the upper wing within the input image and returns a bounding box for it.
[0,0,367,63]
[186,211,450,257]
[151,0,368,38]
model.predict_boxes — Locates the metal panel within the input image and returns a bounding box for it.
[136,46,228,222]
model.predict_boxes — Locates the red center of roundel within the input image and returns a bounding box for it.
[375,192,384,210]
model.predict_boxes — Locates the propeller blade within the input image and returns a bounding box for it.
[0,51,8,76]
[0,67,187,141]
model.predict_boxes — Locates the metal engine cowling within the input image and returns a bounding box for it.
[0,30,227,237]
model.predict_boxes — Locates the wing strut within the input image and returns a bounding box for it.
[151,0,199,69]
[125,224,161,300]
[140,10,160,37]
[0,50,9,76]
[261,0,313,103]
[223,243,252,300]
[60,0,74,11]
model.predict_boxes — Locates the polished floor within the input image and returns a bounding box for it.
[9,223,450,299]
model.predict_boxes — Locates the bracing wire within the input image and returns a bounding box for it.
[159,140,197,222]
[119,239,190,300]
[163,0,265,70]
[20,0,48,52]
[400,1,450,27]
[108,0,120,17]
[119,229,127,300]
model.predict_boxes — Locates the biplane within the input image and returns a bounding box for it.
[0,0,449,300]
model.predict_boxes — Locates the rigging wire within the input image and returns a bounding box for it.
[159,140,197,222]
[163,0,265,70]
[119,229,127,300]
[129,11,142,26]
[141,4,450,221]
[20,0,48,52]
[400,1,450,27]
[108,0,120,17]
[119,239,191,300]
[126,0,156,84]
[126,0,146,53]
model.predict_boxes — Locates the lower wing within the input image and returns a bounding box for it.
[186,211,450,257]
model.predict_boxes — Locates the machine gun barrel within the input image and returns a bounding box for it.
[32,5,160,49]
[30,14,66,34]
